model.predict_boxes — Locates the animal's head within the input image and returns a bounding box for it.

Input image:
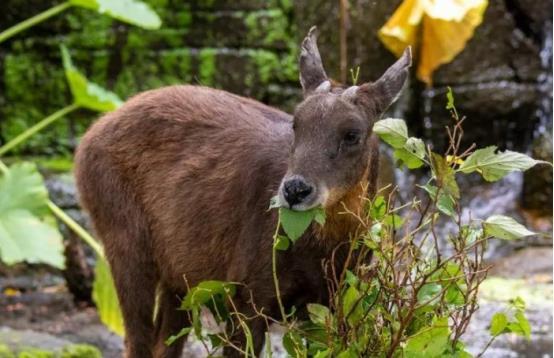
[278,26,411,211]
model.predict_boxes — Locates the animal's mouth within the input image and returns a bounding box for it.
[276,178,329,211]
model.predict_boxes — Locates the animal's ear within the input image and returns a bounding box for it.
[299,26,330,97]
[347,47,412,114]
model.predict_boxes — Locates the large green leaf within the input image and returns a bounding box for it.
[417,283,442,305]
[0,162,64,268]
[404,317,450,358]
[373,118,408,148]
[92,257,125,336]
[419,184,456,217]
[69,0,161,29]
[490,312,508,336]
[458,146,548,182]
[307,303,331,326]
[181,280,236,310]
[279,207,325,242]
[483,215,536,240]
[394,148,424,169]
[61,45,122,112]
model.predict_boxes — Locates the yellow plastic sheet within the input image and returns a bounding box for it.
[379,0,488,85]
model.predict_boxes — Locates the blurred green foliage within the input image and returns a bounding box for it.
[0,0,300,156]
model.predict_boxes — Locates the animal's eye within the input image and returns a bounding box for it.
[343,131,361,146]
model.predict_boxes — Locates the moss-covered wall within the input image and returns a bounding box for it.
[1,0,551,159]
[0,0,300,155]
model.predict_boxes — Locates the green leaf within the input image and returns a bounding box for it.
[458,146,548,182]
[514,311,531,339]
[383,214,404,230]
[404,317,450,358]
[314,349,331,358]
[430,153,459,199]
[394,148,424,169]
[0,162,65,268]
[490,312,508,336]
[69,0,162,29]
[404,137,426,159]
[369,195,387,220]
[181,280,235,310]
[461,225,483,244]
[274,234,290,251]
[307,303,331,325]
[419,184,456,217]
[92,257,125,336]
[208,333,224,348]
[483,215,536,240]
[165,327,192,346]
[510,296,526,311]
[343,286,364,326]
[61,45,122,112]
[373,118,408,148]
[417,283,442,305]
[279,207,320,242]
[446,86,455,110]
[283,330,305,358]
[369,222,382,243]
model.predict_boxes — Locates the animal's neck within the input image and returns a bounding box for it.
[315,180,369,247]
[311,134,380,249]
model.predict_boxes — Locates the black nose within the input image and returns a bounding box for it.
[283,178,314,206]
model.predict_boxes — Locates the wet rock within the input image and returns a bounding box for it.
[0,327,71,354]
[464,300,553,358]
[489,247,553,280]
[293,0,401,82]
[417,0,550,152]
[522,128,553,215]
[44,173,78,209]
[421,84,541,151]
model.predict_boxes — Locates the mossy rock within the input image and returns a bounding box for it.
[59,344,101,358]
[0,344,15,358]
[17,348,55,358]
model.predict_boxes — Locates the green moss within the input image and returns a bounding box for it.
[245,9,291,47]
[17,348,55,358]
[251,50,280,84]
[0,345,14,358]
[199,48,217,86]
[0,0,300,156]
[34,156,75,172]
[250,49,297,84]
[2,51,71,155]
[59,344,101,358]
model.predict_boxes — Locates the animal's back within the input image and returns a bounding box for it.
[75,85,293,291]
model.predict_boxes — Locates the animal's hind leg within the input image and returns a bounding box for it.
[104,229,159,358]
[153,286,190,357]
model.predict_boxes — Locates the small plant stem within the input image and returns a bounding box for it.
[271,214,287,322]
[0,2,73,43]
[0,158,104,259]
[0,103,80,156]
[47,200,104,258]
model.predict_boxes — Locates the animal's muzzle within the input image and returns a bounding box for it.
[283,176,314,207]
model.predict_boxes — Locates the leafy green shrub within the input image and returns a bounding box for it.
[170,89,548,357]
